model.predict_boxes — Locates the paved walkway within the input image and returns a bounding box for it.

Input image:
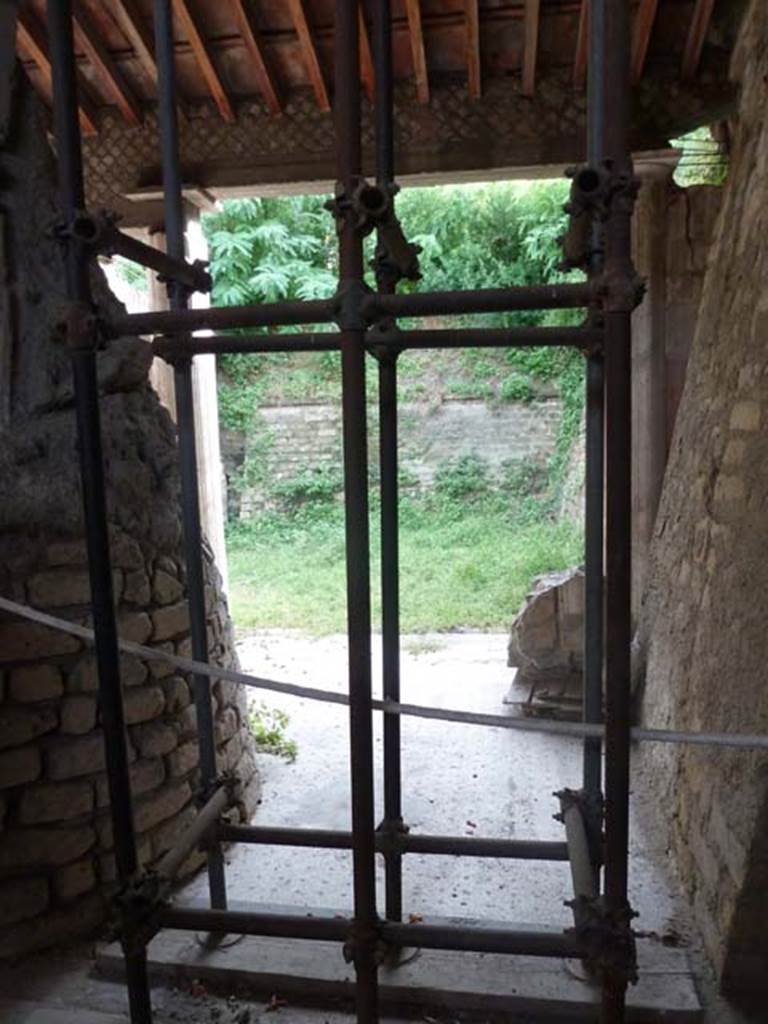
[182,631,683,934]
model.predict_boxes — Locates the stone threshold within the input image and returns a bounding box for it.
[98,901,702,1022]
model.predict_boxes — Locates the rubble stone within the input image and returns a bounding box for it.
[9,664,63,703]
[19,780,93,824]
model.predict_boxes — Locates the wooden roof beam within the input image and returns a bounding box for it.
[287,0,330,112]
[110,0,158,87]
[631,0,659,83]
[681,0,715,80]
[72,0,143,125]
[465,0,481,100]
[573,0,588,91]
[404,0,429,104]
[522,0,541,97]
[230,0,283,115]
[359,5,375,104]
[16,9,99,134]
[172,0,235,122]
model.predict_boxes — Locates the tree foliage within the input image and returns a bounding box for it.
[204,181,584,434]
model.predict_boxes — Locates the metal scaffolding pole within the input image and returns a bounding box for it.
[581,0,606,851]
[601,0,636,1016]
[371,0,404,925]
[154,0,227,915]
[46,3,152,1021]
[335,1,380,1021]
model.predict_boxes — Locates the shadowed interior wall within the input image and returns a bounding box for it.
[639,0,768,1005]
[0,65,258,955]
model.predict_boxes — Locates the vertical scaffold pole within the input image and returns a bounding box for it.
[582,0,606,827]
[335,1,380,1021]
[47,3,152,1020]
[372,0,404,924]
[153,0,227,914]
[601,0,635,1018]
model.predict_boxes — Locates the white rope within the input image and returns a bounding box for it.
[1,594,767,752]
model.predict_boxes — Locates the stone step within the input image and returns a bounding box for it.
[98,901,702,1022]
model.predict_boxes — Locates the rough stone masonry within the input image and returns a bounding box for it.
[639,0,768,1008]
[0,65,258,954]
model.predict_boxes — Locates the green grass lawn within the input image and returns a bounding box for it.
[226,501,582,634]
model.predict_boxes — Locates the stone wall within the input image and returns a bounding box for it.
[639,0,768,1008]
[223,392,562,517]
[0,73,257,954]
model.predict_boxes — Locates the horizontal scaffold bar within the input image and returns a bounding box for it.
[107,298,338,338]
[106,282,595,339]
[158,904,583,959]
[73,211,212,294]
[362,282,595,320]
[153,324,602,359]
[4,597,768,752]
[218,823,569,861]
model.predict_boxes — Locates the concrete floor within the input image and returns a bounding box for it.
[182,631,683,937]
[0,631,754,1022]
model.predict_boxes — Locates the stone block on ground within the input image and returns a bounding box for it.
[508,566,585,689]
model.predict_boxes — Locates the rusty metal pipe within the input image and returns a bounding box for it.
[362,282,594,320]
[157,786,230,881]
[151,325,601,359]
[218,823,569,861]
[335,0,379,1019]
[70,212,211,293]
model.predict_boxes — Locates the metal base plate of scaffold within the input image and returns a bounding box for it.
[97,902,701,1022]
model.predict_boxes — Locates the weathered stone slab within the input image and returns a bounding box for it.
[131,720,178,758]
[0,622,80,663]
[152,601,191,641]
[53,857,96,903]
[60,695,97,735]
[123,686,165,725]
[19,780,93,824]
[46,732,107,780]
[0,826,95,869]
[0,706,58,750]
[153,569,184,606]
[0,745,41,788]
[508,567,585,686]
[27,570,92,608]
[0,878,49,927]
[9,664,63,702]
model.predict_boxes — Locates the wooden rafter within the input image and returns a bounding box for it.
[631,0,659,83]
[681,0,715,80]
[573,0,588,90]
[522,0,541,97]
[110,0,158,87]
[359,5,375,104]
[72,0,143,125]
[16,10,99,135]
[287,0,330,112]
[230,0,282,115]
[465,0,481,100]
[172,0,235,122]
[404,0,429,104]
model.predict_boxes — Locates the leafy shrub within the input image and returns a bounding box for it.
[247,701,297,761]
[433,454,491,500]
[499,373,535,402]
[272,465,343,509]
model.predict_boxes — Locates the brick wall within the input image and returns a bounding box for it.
[223,393,562,516]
